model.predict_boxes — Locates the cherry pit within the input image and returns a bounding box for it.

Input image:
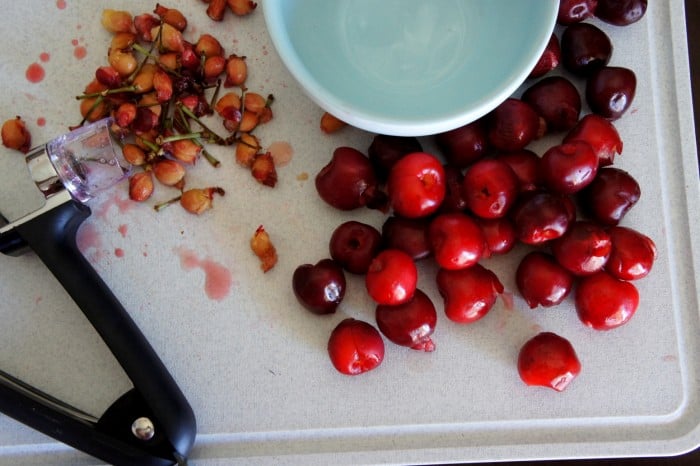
[291,0,654,391]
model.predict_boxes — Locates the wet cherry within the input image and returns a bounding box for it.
[517,251,574,308]
[518,332,581,392]
[561,22,613,77]
[381,216,432,261]
[564,113,623,167]
[328,318,385,375]
[365,249,418,305]
[575,270,639,330]
[375,289,437,352]
[428,212,486,270]
[292,259,346,315]
[462,158,519,219]
[329,220,383,274]
[540,141,599,194]
[586,66,637,120]
[578,167,640,225]
[436,264,504,324]
[551,220,612,276]
[605,226,657,280]
[387,152,446,218]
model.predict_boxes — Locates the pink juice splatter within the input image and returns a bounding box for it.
[175,247,233,301]
[118,224,128,238]
[57,0,67,10]
[74,46,87,60]
[26,63,45,83]
[266,141,293,167]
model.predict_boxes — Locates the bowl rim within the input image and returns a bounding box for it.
[263,0,559,137]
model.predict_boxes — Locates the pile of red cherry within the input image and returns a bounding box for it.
[293,0,655,391]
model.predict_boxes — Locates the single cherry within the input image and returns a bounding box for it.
[557,0,599,25]
[327,318,385,375]
[436,264,504,324]
[578,167,640,225]
[595,0,647,26]
[516,251,575,308]
[292,259,346,315]
[375,289,437,352]
[575,271,640,330]
[329,220,383,274]
[561,22,613,76]
[381,215,432,261]
[551,220,612,275]
[462,158,519,219]
[365,249,418,305]
[586,66,637,120]
[435,119,489,168]
[540,141,599,194]
[475,216,517,257]
[428,212,486,270]
[387,152,446,218]
[605,226,657,280]
[521,76,581,132]
[485,98,545,152]
[315,146,384,211]
[518,332,581,392]
[564,113,623,167]
[511,191,576,245]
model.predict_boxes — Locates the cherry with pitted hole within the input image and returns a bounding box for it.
[328,318,385,375]
[387,152,446,218]
[462,158,519,219]
[518,332,581,392]
[329,220,383,274]
[540,141,599,194]
[561,22,613,77]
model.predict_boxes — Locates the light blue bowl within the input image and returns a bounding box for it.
[263,0,558,136]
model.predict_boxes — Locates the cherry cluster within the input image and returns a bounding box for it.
[78,4,274,214]
[294,0,655,391]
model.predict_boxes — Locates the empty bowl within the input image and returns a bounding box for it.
[263,0,558,136]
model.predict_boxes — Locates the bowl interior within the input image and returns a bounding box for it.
[264,0,558,136]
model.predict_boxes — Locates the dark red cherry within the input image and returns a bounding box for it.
[329,221,383,274]
[315,146,384,211]
[495,150,543,193]
[528,33,561,79]
[522,76,582,132]
[586,66,636,120]
[511,191,576,245]
[564,114,623,167]
[292,259,346,314]
[575,271,639,330]
[516,251,574,308]
[435,120,489,168]
[561,22,613,76]
[367,134,422,181]
[578,167,640,225]
[375,289,437,352]
[557,0,599,25]
[605,226,657,280]
[462,158,519,219]
[486,98,546,152]
[381,216,432,261]
[595,0,647,26]
[540,141,599,194]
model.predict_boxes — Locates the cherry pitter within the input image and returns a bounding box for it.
[0,118,196,465]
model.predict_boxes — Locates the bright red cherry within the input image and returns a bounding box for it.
[551,220,612,276]
[387,152,446,218]
[518,332,581,392]
[564,113,623,167]
[327,318,385,375]
[436,264,504,324]
[375,289,437,352]
[365,249,418,305]
[540,141,599,194]
[462,158,519,219]
[475,216,517,257]
[575,270,639,330]
[428,212,486,270]
[605,226,657,280]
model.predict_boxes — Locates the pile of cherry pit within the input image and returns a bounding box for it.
[292,0,655,392]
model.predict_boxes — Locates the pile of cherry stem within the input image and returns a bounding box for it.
[77,3,276,215]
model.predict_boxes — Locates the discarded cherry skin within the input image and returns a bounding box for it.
[529,33,561,79]
[518,332,581,392]
[462,158,519,219]
[495,150,543,193]
[586,66,637,120]
[315,146,382,211]
[428,212,486,270]
[578,167,640,225]
[564,113,623,167]
[516,251,575,308]
[605,226,657,280]
[486,98,545,152]
[434,119,489,168]
[381,216,432,261]
[292,259,346,315]
[387,152,446,219]
[595,0,647,26]
[475,217,517,257]
[375,289,437,352]
[561,22,613,77]
[367,134,422,181]
[557,0,598,25]
[436,263,504,324]
[575,270,639,330]
[329,220,383,274]
[540,141,599,194]
[522,76,581,132]
[551,220,612,276]
[365,249,418,306]
[328,318,384,376]
[511,191,576,245]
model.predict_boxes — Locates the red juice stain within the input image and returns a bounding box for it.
[40,52,50,62]
[118,224,128,238]
[114,248,125,258]
[71,38,79,47]
[266,141,293,167]
[74,46,87,60]
[37,117,46,127]
[95,192,136,219]
[500,291,514,311]
[175,247,233,301]
[57,0,67,10]
[26,63,45,83]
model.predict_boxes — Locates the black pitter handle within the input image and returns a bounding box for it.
[1,199,196,465]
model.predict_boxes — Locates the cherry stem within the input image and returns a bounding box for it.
[76,85,139,100]
[160,132,203,144]
[174,107,221,167]
[177,103,227,145]
[154,195,182,212]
